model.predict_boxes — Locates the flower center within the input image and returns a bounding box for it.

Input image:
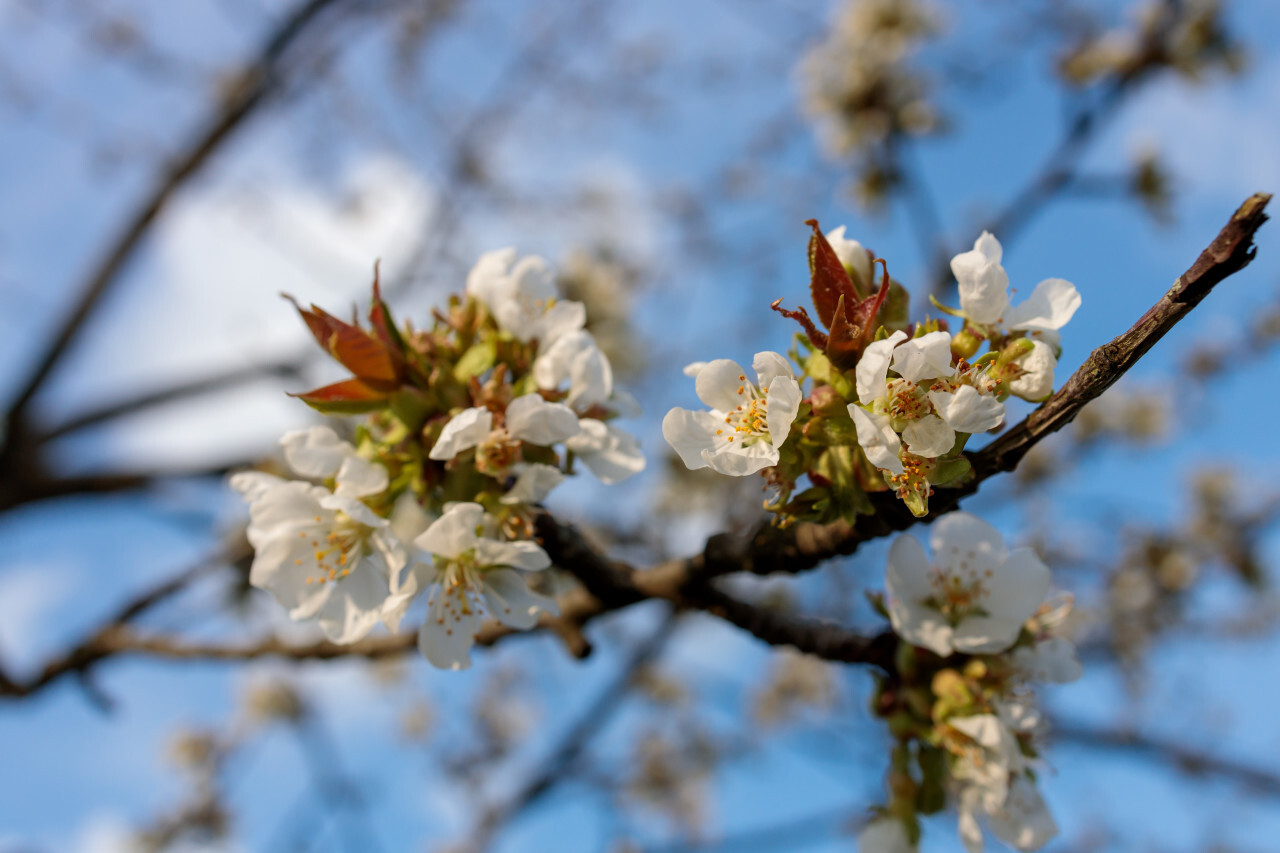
[925,554,994,625]
[717,374,771,446]
[428,553,485,635]
[302,512,368,585]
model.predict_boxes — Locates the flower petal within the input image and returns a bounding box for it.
[474,538,552,572]
[891,331,956,383]
[414,502,484,559]
[1005,278,1081,332]
[428,407,493,461]
[230,471,285,504]
[930,512,1007,572]
[567,419,645,484]
[500,463,566,505]
[1008,340,1057,402]
[333,455,388,499]
[929,385,1004,434]
[281,426,353,479]
[505,394,581,446]
[752,351,794,389]
[849,405,904,475]
[856,330,907,404]
[694,359,751,412]
[764,375,803,449]
[418,604,484,670]
[480,567,559,629]
[662,407,723,471]
[314,561,392,644]
[902,414,955,458]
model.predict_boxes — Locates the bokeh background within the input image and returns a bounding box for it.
[2,0,1280,850]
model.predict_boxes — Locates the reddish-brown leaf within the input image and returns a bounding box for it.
[806,219,856,330]
[289,378,390,414]
[770,299,828,350]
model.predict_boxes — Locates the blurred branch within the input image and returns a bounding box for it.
[466,609,680,853]
[1053,721,1280,797]
[0,0,360,507]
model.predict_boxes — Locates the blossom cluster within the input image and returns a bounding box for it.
[860,513,1082,852]
[663,223,1079,520]
[231,250,644,669]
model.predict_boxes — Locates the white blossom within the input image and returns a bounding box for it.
[663,351,803,476]
[428,395,580,462]
[885,512,1051,656]
[902,413,955,457]
[466,248,586,343]
[533,328,613,409]
[566,418,645,484]
[230,427,403,644]
[958,773,1058,853]
[411,502,557,670]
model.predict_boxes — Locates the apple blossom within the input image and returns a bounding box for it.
[663,351,803,477]
[466,248,586,344]
[428,394,580,462]
[411,502,558,670]
[230,427,404,644]
[885,512,1051,656]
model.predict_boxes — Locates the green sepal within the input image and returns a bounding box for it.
[916,746,949,815]
[930,455,972,488]
[802,412,858,446]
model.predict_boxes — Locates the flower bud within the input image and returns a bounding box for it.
[951,327,982,360]
[808,383,848,415]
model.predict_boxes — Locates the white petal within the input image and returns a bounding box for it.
[382,563,433,633]
[988,777,1059,852]
[333,455,388,499]
[849,406,903,475]
[418,605,484,670]
[480,567,559,629]
[902,414,955,458]
[314,561,392,644]
[682,361,708,378]
[428,407,493,461]
[244,481,331,542]
[281,426,353,479]
[752,351,794,389]
[317,492,386,528]
[764,375,803,448]
[474,538,552,572]
[662,408,723,472]
[535,298,587,346]
[230,471,285,504]
[856,330,907,404]
[500,463,566,505]
[702,440,779,476]
[891,331,956,383]
[695,359,751,412]
[414,502,484,559]
[505,394,581,446]
[929,385,1004,434]
[886,533,933,602]
[1006,278,1081,333]
[1008,340,1057,402]
[388,492,434,546]
[930,512,1007,572]
[952,232,1010,326]
[465,247,517,307]
[986,548,1052,625]
[957,787,986,853]
[567,343,614,409]
[567,419,645,484]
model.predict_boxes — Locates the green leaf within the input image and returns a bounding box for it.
[453,340,497,381]
[930,455,972,487]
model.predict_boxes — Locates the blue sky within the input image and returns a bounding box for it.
[2,0,1280,850]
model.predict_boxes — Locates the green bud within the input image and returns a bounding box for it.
[951,328,982,360]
